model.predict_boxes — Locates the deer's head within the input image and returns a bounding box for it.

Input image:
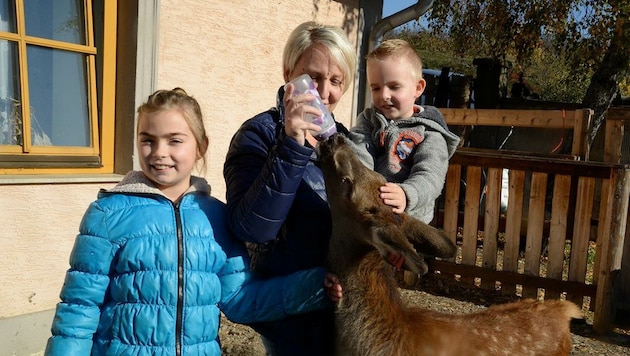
[318,134,456,274]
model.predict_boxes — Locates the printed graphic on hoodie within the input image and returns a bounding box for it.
[389,130,424,173]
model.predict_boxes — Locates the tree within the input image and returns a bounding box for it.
[424,0,630,149]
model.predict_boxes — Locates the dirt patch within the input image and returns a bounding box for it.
[219,273,630,355]
[219,320,266,356]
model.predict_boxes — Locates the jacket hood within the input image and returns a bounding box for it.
[104,171,211,198]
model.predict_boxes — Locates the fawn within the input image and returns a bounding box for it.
[318,134,582,356]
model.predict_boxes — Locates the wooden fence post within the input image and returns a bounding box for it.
[603,107,630,329]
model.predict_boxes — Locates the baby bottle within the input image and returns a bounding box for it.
[285,74,337,140]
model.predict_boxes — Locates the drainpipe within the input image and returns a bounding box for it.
[356,0,434,114]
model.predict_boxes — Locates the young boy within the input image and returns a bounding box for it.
[348,39,460,224]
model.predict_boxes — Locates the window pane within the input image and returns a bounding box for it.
[24,0,85,44]
[0,0,16,33]
[0,39,21,145]
[27,45,91,147]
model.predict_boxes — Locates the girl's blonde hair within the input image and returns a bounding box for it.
[137,88,209,173]
[367,39,424,81]
[283,21,357,93]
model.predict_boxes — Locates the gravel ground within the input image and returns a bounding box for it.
[219,273,630,355]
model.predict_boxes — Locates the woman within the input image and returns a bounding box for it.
[223,21,357,356]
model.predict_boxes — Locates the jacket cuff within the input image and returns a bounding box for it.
[277,132,314,165]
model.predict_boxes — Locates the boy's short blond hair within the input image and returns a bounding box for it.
[367,39,423,81]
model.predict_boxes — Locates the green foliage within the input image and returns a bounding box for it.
[389,29,476,76]
[387,0,630,105]
[390,28,591,103]
[620,76,630,97]
[524,44,592,102]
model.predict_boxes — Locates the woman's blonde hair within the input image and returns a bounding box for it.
[283,21,357,93]
[137,88,209,173]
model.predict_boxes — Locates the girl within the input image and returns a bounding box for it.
[46,88,334,355]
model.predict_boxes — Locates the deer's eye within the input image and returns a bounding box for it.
[341,177,353,199]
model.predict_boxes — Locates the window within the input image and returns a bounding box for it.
[0,0,116,173]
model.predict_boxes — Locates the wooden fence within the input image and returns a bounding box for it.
[423,108,629,334]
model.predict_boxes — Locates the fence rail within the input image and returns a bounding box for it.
[441,108,593,159]
[424,108,629,334]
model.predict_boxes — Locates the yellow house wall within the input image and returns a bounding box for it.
[0,0,360,354]
[0,182,116,317]
[156,0,360,200]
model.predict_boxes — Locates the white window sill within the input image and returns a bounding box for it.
[0,174,124,185]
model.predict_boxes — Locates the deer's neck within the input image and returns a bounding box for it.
[335,251,407,354]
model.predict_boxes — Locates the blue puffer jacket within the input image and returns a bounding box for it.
[45,171,330,356]
[223,87,348,355]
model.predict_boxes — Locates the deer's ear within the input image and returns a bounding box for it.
[333,150,357,201]
[370,226,428,275]
[404,217,456,258]
[334,149,357,177]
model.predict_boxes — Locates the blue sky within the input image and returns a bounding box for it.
[383,0,420,17]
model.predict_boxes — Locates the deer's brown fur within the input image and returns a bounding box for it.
[318,134,582,356]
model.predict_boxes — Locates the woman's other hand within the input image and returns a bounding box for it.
[324,273,342,303]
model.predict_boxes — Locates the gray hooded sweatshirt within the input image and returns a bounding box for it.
[348,105,460,223]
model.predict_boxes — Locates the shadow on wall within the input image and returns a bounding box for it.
[0,308,53,355]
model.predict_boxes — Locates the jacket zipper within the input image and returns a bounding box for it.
[98,190,190,354]
[174,203,184,356]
